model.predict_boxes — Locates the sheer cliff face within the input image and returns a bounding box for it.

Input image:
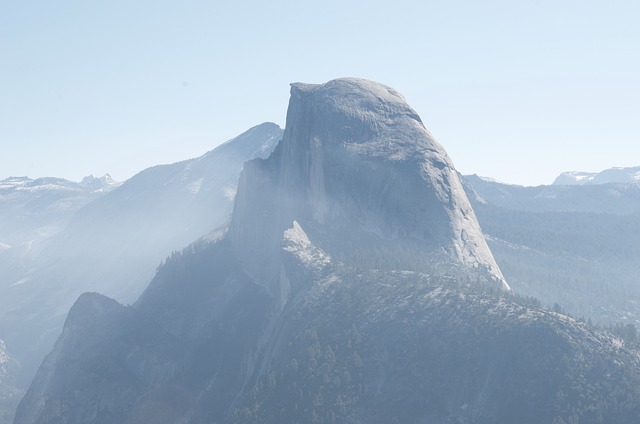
[230,78,507,289]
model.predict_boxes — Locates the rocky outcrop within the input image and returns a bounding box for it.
[230,79,507,291]
[13,294,132,424]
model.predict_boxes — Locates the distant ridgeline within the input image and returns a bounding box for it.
[553,166,640,186]
[463,172,640,326]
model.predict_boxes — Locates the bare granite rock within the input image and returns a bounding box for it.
[230,78,507,291]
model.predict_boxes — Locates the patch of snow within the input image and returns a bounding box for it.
[81,173,120,190]
[569,172,594,182]
[0,177,31,191]
[223,186,237,201]
[476,175,509,185]
[260,135,278,153]
[186,178,204,194]
[203,224,229,242]
[554,167,640,186]
[10,277,29,287]
[22,183,77,192]
[552,171,596,185]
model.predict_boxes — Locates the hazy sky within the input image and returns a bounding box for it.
[2,0,638,186]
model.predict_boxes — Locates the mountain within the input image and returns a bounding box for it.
[554,166,640,186]
[16,241,640,424]
[463,175,640,325]
[230,79,507,293]
[0,175,118,251]
[464,174,640,215]
[0,175,120,424]
[0,123,281,422]
[41,122,282,302]
[15,78,640,424]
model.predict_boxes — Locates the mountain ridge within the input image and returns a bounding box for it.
[553,166,640,186]
[462,173,640,326]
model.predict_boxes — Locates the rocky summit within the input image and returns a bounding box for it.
[230,78,508,294]
[14,79,640,424]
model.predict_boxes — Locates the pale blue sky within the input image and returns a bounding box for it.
[1,0,638,186]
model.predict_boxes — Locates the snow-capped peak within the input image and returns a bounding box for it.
[553,167,640,186]
[80,174,120,192]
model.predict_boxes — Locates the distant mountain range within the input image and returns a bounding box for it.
[553,166,640,185]
[465,173,640,214]
[0,174,119,250]
[463,173,640,326]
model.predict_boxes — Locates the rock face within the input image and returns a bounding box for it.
[18,79,640,424]
[230,79,507,292]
